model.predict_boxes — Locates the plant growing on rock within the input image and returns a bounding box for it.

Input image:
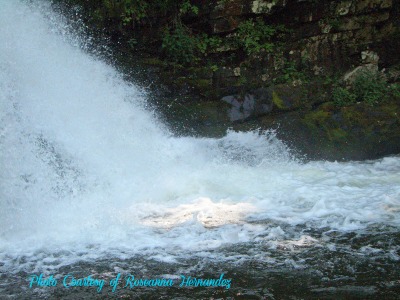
[352,71,388,106]
[390,83,400,99]
[160,1,223,65]
[273,60,309,84]
[332,70,398,107]
[161,24,223,65]
[162,23,198,64]
[121,0,148,27]
[332,87,356,106]
[236,19,277,55]
[179,0,199,15]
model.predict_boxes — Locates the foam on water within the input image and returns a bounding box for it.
[1,0,400,273]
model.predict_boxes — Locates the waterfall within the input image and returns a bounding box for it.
[1,0,399,273]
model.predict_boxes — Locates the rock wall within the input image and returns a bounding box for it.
[54,0,400,160]
[140,0,399,100]
[138,0,400,160]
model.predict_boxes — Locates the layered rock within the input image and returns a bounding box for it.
[55,0,400,160]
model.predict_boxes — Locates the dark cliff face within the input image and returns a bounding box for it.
[53,0,400,161]
[54,0,399,91]
[133,0,400,95]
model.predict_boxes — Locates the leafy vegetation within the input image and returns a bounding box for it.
[273,61,309,84]
[161,24,197,64]
[236,19,277,55]
[160,17,286,65]
[53,0,289,68]
[332,87,356,106]
[161,23,223,64]
[391,83,400,98]
[332,71,399,107]
[121,0,148,26]
[54,0,196,30]
[352,71,388,106]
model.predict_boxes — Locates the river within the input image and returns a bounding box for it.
[1,1,399,299]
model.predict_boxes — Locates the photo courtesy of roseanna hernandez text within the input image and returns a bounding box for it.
[1,0,400,299]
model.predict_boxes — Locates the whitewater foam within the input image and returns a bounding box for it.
[1,0,400,273]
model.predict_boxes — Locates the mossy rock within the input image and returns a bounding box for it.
[302,110,330,129]
[270,84,308,111]
[263,99,400,160]
[328,128,348,141]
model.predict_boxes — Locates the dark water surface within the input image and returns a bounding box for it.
[2,226,400,299]
[1,2,400,299]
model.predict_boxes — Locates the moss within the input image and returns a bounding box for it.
[272,91,286,109]
[329,128,348,141]
[381,103,400,120]
[302,110,330,128]
[341,107,365,127]
[301,109,349,149]
[319,102,335,111]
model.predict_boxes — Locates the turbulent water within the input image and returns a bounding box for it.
[1,1,400,298]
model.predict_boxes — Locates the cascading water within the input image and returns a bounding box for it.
[1,0,400,298]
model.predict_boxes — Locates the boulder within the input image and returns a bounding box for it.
[343,64,379,85]
[221,88,273,122]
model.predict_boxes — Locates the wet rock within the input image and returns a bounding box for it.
[343,64,379,84]
[361,50,379,65]
[273,100,400,161]
[343,64,379,85]
[269,84,306,111]
[336,1,352,16]
[213,67,242,93]
[221,88,273,122]
[355,0,392,14]
[343,50,379,85]
[210,16,242,33]
[210,0,245,19]
[249,0,286,14]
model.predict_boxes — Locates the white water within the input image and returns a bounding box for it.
[1,0,400,272]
